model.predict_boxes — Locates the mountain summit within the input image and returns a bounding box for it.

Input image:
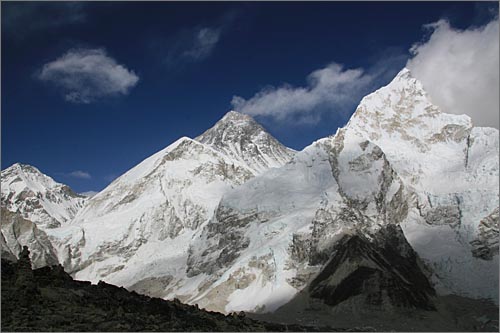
[196,111,295,173]
[1,163,86,229]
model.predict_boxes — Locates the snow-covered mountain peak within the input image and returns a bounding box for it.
[347,68,473,138]
[196,110,272,147]
[346,68,474,186]
[195,111,295,173]
[1,163,86,229]
[3,163,58,190]
[220,110,255,123]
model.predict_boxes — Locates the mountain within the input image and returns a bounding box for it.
[1,163,87,229]
[46,111,295,288]
[183,124,412,313]
[4,68,497,328]
[345,68,499,300]
[1,164,87,268]
[171,68,498,314]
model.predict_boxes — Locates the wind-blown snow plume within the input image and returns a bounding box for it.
[231,63,376,124]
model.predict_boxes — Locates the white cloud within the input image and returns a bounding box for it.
[67,171,92,179]
[37,48,139,103]
[231,63,383,123]
[407,18,499,128]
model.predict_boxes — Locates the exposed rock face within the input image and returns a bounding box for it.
[1,163,86,229]
[0,207,59,268]
[470,207,499,260]
[1,248,348,332]
[309,225,435,311]
[1,232,17,262]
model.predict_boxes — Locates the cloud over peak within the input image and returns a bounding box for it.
[231,63,385,124]
[407,18,499,128]
[37,48,139,104]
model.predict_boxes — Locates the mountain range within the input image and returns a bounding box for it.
[1,68,498,330]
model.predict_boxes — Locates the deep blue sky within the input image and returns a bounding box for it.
[2,1,497,192]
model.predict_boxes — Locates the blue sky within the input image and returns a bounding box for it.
[2,1,498,193]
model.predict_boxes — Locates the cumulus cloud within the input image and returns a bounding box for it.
[231,60,404,124]
[67,171,92,179]
[37,48,139,103]
[407,18,499,128]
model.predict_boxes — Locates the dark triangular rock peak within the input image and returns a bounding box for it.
[196,110,273,146]
[309,224,436,311]
[195,110,295,173]
[19,246,30,264]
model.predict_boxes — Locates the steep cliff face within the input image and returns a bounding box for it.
[308,225,435,311]
[0,207,59,268]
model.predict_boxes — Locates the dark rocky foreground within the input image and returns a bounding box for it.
[1,247,369,332]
